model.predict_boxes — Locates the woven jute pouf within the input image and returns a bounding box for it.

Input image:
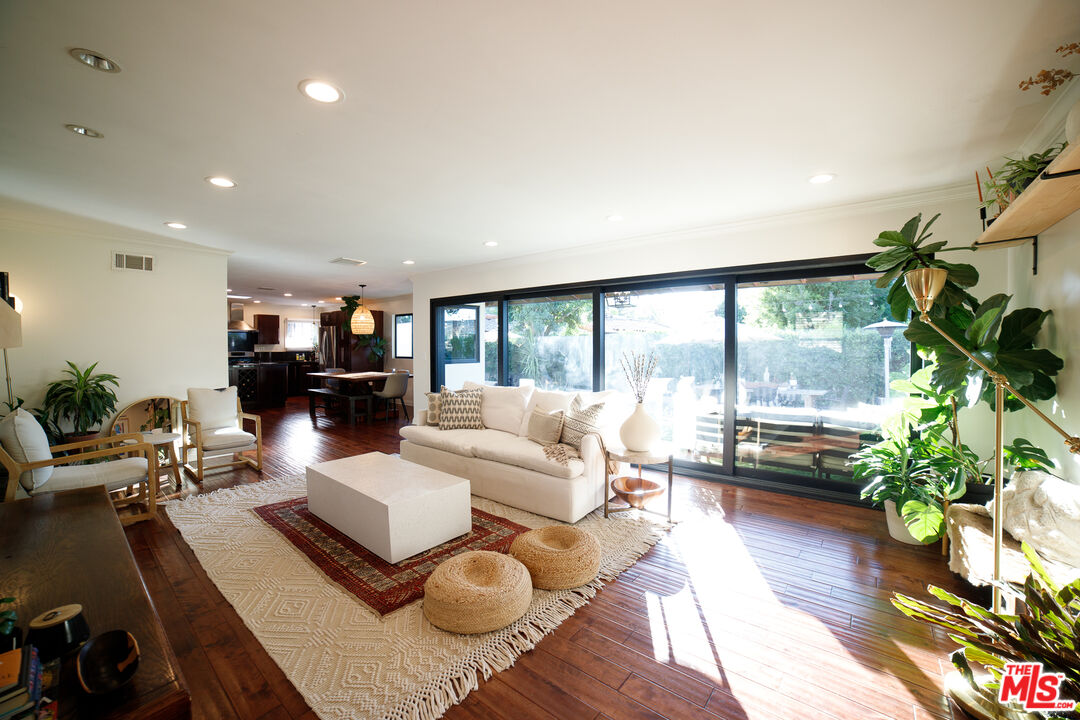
[509,526,601,590]
[422,550,532,634]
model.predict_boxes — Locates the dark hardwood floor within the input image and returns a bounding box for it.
[124,397,972,720]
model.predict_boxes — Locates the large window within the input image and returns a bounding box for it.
[394,314,413,358]
[508,295,592,391]
[431,257,905,499]
[734,276,904,485]
[604,284,724,465]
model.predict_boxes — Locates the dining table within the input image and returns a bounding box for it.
[306,371,413,424]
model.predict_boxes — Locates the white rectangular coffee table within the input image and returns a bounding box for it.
[306,452,471,564]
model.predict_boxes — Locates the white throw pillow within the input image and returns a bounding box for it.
[464,381,532,435]
[186,387,239,430]
[0,408,53,491]
[518,388,576,436]
[560,395,607,450]
[996,470,1080,567]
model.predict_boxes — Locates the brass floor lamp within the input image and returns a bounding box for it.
[904,268,1080,613]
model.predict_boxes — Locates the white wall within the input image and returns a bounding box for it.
[1004,212,1080,481]
[0,198,229,429]
[367,294,414,408]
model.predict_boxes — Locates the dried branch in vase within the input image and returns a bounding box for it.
[1018,42,1079,95]
[620,351,657,403]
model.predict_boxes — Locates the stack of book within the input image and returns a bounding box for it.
[0,646,42,719]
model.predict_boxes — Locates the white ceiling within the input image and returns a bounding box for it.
[1,0,1078,306]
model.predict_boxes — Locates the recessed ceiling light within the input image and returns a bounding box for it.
[227,294,251,299]
[69,48,121,73]
[335,297,342,301]
[226,288,232,292]
[299,80,344,104]
[253,300,262,304]
[206,176,237,188]
[607,214,624,222]
[283,293,293,297]
[809,173,836,184]
[164,221,187,229]
[402,260,415,265]
[483,241,498,247]
[65,124,104,138]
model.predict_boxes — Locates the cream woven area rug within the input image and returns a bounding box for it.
[166,473,664,720]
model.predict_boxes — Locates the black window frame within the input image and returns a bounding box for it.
[430,253,908,505]
[438,304,481,365]
[393,313,414,359]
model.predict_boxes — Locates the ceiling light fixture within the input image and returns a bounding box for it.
[350,284,376,335]
[226,288,232,292]
[483,241,498,247]
[206,176,237,188]
[607,214,624,222]
[299,79,344,104]
[65,124,103,139]
[69,48,121,73]
[809,173,836,184]
[164,221,187,229]
[283,293,293,297]
[402,260,415,265]
[253,300,262,304]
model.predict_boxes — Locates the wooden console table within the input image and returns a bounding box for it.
[0,487,190,719]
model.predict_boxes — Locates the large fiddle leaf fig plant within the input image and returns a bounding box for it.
[867,213,1064,412]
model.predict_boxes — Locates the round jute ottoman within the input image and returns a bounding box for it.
[422,550,532,634]
[509,526,601,590]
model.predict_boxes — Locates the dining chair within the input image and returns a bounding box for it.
[373,371,410,422]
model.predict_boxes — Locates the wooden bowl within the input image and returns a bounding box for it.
[611,476,664,509]
[77,630,140,694]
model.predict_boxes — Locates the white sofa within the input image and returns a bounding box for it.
[400,384,628,523]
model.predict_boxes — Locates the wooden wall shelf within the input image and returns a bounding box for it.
[975,140,1080,249]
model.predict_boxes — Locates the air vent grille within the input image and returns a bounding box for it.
[112,251,154,272]
[329,257,367,266]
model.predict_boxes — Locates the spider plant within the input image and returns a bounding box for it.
[41,361,120,437]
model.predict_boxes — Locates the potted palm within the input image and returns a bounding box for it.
[41,361,120,442]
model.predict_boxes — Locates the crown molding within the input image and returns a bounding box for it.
[414,182,974,279]
[1019,77,1080,155]
[0,197,232,256]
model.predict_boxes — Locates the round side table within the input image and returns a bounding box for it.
[604,444,674,521]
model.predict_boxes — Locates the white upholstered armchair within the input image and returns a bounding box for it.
[180,386,262,482]
[0,408,160,524]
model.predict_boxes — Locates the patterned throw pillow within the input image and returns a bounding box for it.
[439,388,483,430]
[560,395,605,449]
[424,391,442,426]
[527,409,564,446]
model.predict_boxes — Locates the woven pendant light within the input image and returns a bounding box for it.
[350,283,376,335]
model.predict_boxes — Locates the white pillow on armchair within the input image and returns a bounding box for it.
[187,386,240,430]
[0,407,53,491]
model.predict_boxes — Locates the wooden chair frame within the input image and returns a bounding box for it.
[179,399,262,482]
[0,434,160,525]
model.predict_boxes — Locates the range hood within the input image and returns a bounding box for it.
[227,302,253,331]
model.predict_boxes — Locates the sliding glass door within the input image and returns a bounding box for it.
[603,284,725,465]
[431,258,905,498]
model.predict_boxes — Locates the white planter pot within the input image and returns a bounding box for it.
[619,402,660,452]
[883,499,928,545]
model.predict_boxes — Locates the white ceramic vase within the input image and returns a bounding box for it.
[620,402,660,452]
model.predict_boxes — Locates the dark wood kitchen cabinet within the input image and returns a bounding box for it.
[288,362,319,396]
[253,314,280,345]
[257,363,287,407]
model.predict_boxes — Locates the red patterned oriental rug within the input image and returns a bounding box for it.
[253,496,529,615]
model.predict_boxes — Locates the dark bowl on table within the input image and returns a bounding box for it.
[611,476,664,509]
[77,630,140,694]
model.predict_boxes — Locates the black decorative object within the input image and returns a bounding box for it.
[26,604,90,662]
[77,630,140,694]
